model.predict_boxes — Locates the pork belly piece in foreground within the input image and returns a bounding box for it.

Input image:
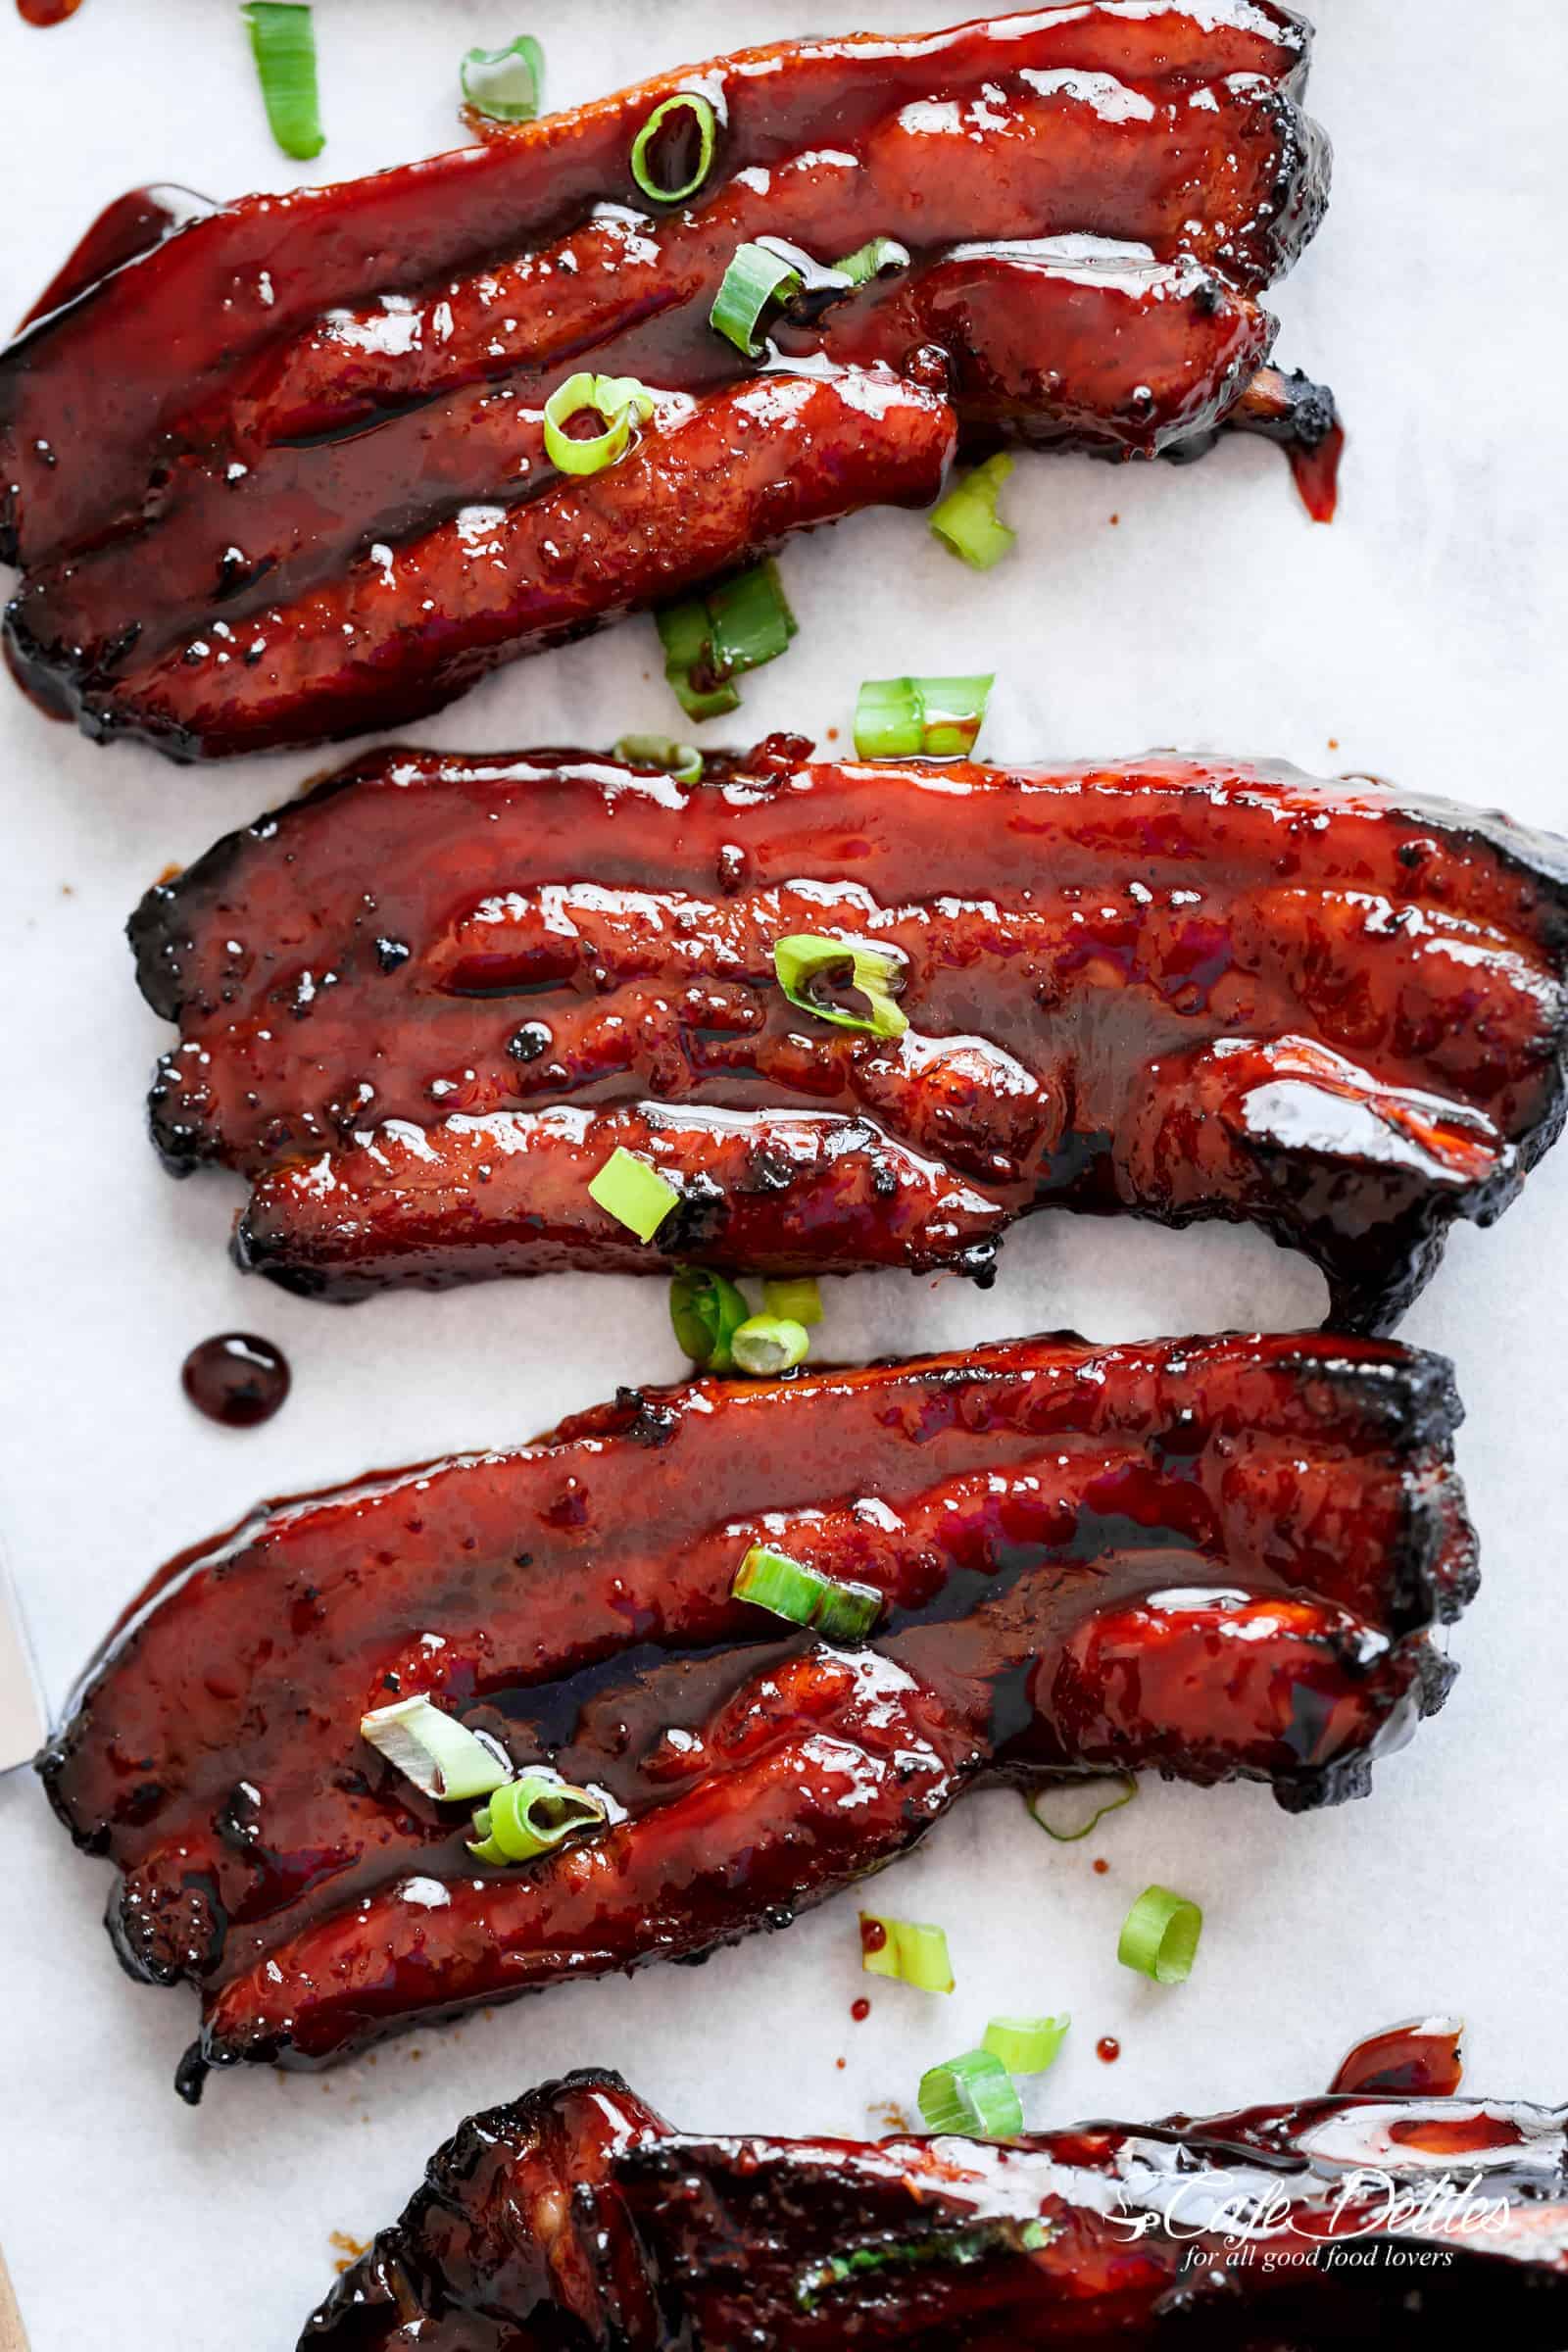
[133,745,1568,1331]
[40,1332,1475,2096]
[0,2,1335,760]
[302,2068,1568,2350]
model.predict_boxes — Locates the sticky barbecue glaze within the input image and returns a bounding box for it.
[0,2,1336,760]
[132,745,1568,1331]
[40,1330,1475,2094]
[301,2069,1568,2348]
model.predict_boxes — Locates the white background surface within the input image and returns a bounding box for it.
[1,3,1565,2345]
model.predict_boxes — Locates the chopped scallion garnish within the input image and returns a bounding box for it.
[656,560,797,720]
[543,371,655,477]
[773,933,908,1041]
[1118,1885,1203,1983]
[834,236,911,285]
[1024,1773,1138,1843]
[854,674,994,760]
[761,1276,822,1326]
[467,1770,608,1863]
[710,240,805,357]
[731,1313,809,1376]
[982,2013,1069,2076]
[929,454,1017,570]
[244,3,324,162]
[630,91,718,203]
[669,1266,751,1369]
[588,1147,680,1242]
[735,1544,881,1640]
[612,734,704,784]
[359,1695,511,1802]
[918,2049,1023,2139]
[460,35,544,122]
[858,1912,954,1992]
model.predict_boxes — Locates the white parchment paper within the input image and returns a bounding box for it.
[1,3,1565,2345]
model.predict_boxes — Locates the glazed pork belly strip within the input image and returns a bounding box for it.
[0,1,1334,759]
[40,1332,1475,2095]
[133,744,1568,1333]
[301,2069,1568,2350]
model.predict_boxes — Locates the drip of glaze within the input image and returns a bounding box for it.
[851,1997,871,2022]
[1096,2036,1120,2064]
[1287,419,1346,523]
[18,0,83,23]
[1330,2019,1464,2099]
[181,1333,292,1428]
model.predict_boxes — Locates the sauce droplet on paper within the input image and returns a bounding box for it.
[182,1333,292,1427]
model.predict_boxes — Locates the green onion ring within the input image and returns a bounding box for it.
[612,734,704,784]
[834,236,911,285]
[543,371,656,477]
[710,240,804,357]
[761,1276,822,1326]
[918,2049,1024,2139]
[730,1313,810,1376]
[244,3,324,163]
[656,560,797,719]
[1023,1773,1138,1843]
[854,673,995,760]
[930,453,1017,570]
[359,1695,511,1802]
[630,91,718,203]
[467,1771,608,1864]
[982,2014,1070,2076]
[587,1147,680,1242]
[461,35,544,123]
[773,933,908,1041]
[1118,1884,1203,1984]
[734,1544,881,1641]
[669,1266,751,1369]
[858,1913,955,1992]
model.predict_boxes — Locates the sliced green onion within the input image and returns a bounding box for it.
[359,1695,511,1802]
[1024,1773,1138,1844]
[834,236,911,285]
[612,734,704,785]
[930,454,1016,570]
[918,2049,1024,2139]
[773,933,908,1041]
[858,1912,954,1993]
[630,91,718,204]
[244,3,324,163]
[669,1266,751,1369]
[735,1544,881,1641]
[543,371,656,477]
[731,1314,809,1376]
[761,1276,822,1326]
[710,241,804,357]
[796,2221,1051,2312]
[460,35,544,123]
[708,560,798,668]
[467,1770,608,1864]
[588,1147,680,1242]
[656,560,797,720]
[983,2013,1070,2076]
[1118,1885,1203,1984]
[656,596,740,720]
[854,674,995,760]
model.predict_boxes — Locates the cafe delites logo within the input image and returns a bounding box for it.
[1103,2164,1516,2275]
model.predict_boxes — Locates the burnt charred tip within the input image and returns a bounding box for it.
[174,2042,210,2105]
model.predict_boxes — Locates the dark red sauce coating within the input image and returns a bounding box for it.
[180,1333,291,1429]
[1331,2019,1464,2099]
[130,743,1568,1334]
[0,3,1335,760]
[300,2070,1568,2348]
[39,1329,1476,2092]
